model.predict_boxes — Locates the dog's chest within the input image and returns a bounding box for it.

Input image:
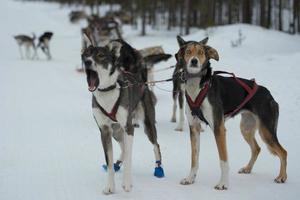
[93,90,119,112]
[92,90,128,127]
[185,96,214,128]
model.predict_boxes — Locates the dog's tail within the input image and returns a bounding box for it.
[144,53,172,66]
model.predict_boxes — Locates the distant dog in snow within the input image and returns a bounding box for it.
[37,31,53,60]
[81,33,165,194]
[175,36,287,190]
[14,33,37,59]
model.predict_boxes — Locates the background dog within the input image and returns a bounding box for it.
[81,35,164,194]
[37,31,53,60]
[175,36,287,190]
[14,33,37,59]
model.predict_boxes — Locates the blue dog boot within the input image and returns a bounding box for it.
[114,161,122,172]
[102,164,108,171]
[154,161,165,178]
[102,160,122,172]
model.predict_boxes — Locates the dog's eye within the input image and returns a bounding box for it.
[198,50,204,55]
[186,50,191,55]
[85,47,93,55]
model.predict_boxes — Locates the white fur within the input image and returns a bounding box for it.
[103,148,115,194]
[200,97,214,129]
[122,134,133,192]
[171,97,177,122]
[175,84,185,131]
[180,127,200,185]
[215,160,229,189]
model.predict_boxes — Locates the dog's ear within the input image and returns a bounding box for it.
[205,45,219,61]
[199,37,209,45]
[177,35,186,47]
[83,30,95,47]
[175,46,186,64]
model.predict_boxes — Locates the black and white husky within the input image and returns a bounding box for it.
[81,35,164,194]
[14,33,37,59]
[37,31,53,60]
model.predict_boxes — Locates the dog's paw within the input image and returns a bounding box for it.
[102,185,115,195]
[154,166,165,178]
[274,174,287,183]
[238,166,252,174]
[175,126,183,132]
[180,177,195,185]
[171,118,176,123]
[122,183,133,192]
[214,182,228,190]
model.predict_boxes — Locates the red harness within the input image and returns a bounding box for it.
[185,71,258,122]
[97,93,121,122]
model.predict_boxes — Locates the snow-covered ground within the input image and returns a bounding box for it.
[1,0,300,199]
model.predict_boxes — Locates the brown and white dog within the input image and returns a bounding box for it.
[175,36,287,190]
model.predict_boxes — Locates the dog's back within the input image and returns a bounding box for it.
[14,34,34,45]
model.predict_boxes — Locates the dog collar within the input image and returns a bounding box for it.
[98,84,117,92]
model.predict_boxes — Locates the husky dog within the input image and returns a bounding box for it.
[171,62,185,131]
[37,32,53,60]
[81,34,164,194]
[14,33,37,59]
[175,36,287,190]
[69,10,87,23]
[84,16,123,47]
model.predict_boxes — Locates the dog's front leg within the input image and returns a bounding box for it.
[122,123,134,192]
[180,123,201,185]
[175,89,185,131]
[213,120,229,190]
[99,125,115,195]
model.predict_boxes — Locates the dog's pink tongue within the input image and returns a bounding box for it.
[88,78,97,92]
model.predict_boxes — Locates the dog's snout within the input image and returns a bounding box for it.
[191,58,198,65]
[84,60,92,67]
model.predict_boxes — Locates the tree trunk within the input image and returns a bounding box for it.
[228,0,232,24]
[167,1,172,30]
[212,0,216,25]
[141,0,147,36]
[260,0,266,27]
[96,0,100,16]
[242,0,252,24]
[292,0,297,33]
[278,0,282,31]
[185,0,190,35]
[179,0,184,35]
[294,0,300,33]
[267,0,272,28]
[218,0,223,25]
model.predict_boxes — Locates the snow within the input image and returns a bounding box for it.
[1,0,300,200]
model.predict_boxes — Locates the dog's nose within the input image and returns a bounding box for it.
[84,60,92,67]
[191,58,198,65]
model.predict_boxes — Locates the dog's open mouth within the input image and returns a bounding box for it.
[86,69,99,92]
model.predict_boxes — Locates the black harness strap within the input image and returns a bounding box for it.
[98,84,117,92]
